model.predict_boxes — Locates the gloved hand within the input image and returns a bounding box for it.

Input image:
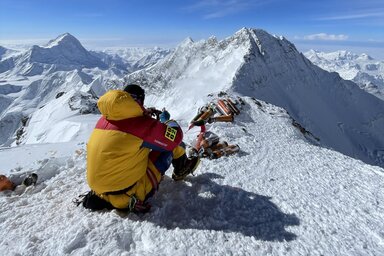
[128,195,151,214]
[144,107,162,119]
[159,110,170,123]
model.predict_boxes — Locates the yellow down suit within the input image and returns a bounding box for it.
[86,90,185,209]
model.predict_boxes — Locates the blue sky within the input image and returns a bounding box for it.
[0,0,383,58]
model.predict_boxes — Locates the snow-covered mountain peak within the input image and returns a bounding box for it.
[19,33,108,70]
[331,50,357,61]
[357,53,373,61]
[234,27,261,38]
[233,27,252,37]
[179,37,194,47]
[206,36,218,46]
[229,28,298,59]
[233,28,285,44]
[44,33,82,49]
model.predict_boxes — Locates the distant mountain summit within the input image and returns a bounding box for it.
[25,33,107,69]
[45,33,82,48]
[0,33,109,77]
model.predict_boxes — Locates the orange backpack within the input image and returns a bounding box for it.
[0,175,15,191]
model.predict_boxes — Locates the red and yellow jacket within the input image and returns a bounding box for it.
[86,90,184,200]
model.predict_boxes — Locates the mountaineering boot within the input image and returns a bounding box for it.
[22,173,38,187]
[171,154,200,181]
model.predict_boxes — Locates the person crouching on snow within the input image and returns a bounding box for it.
[83,84,199,213]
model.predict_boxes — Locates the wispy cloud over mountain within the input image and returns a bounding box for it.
[317,9,384,21]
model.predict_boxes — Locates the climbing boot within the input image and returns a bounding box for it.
[172,154,200,181]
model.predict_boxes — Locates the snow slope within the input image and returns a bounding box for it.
[0,97,383,255]
[0,71,98,146]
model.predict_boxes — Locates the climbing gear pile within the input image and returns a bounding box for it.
[188,97,241,159]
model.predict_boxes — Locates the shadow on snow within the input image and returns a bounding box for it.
[134,173,300,242]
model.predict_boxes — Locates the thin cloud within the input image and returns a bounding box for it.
[304,33,349,41]
[317,10,384,21]
[183,0,272,19]
[0,38,51,45]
